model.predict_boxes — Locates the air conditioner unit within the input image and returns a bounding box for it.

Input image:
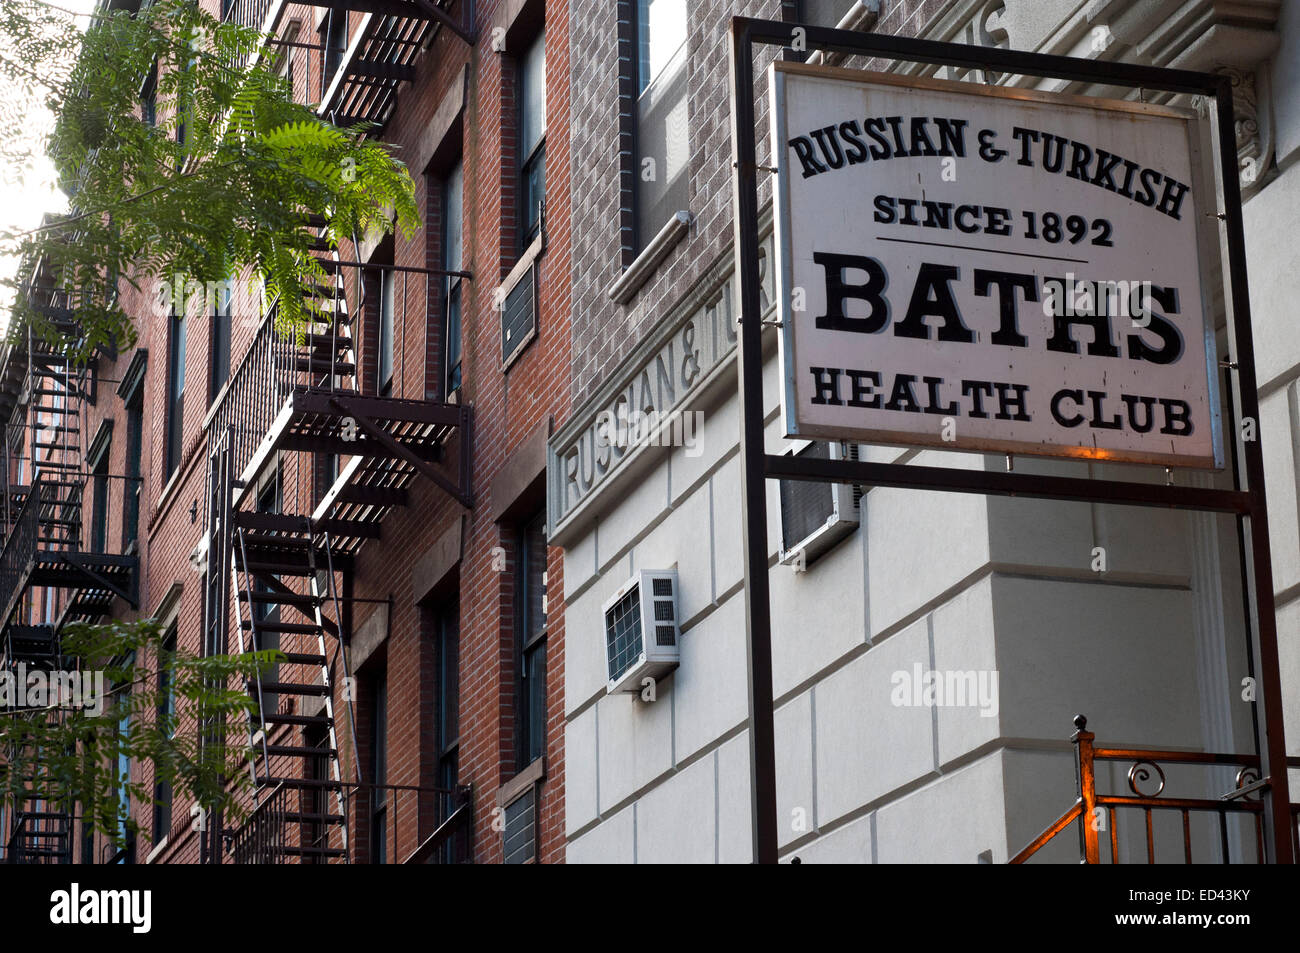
[603,570,680,695]
[778,441,861,569]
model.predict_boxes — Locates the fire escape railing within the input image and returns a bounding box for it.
[206,260,460,485]
[229,780,289,864]
[222,0,276,72]
[205,303,304,490]
[0,476,46,630]
[229,780,472,864]
[1011,716,1300,863]
[3,810,72,865]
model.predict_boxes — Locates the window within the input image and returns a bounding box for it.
[321,10,347,98]
[442,161,464,398]
[799,0,859,26]
[140,62,157,127]
[89,432,110,555]
[303,724,331,862]
[369,673,387,864]
[632,0,690,253]
[434,598,459,791]
[515,512,548,769]
[637,0,687,92]
[518,30,546,249]
[120,355,145,552]
[80,806,94,864]
[114,695,134,864]
[210,279,232,403]
[152,627,176,845]
[250,469,281,715]
[378,269,395,397]
[164,311,187,483]
[314,452,339,507]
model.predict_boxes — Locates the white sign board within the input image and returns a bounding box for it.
[771,63,1222,468]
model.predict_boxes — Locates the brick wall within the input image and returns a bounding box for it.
[64,0,572,864]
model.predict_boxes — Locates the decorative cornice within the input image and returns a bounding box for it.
[1220,65,1275,196]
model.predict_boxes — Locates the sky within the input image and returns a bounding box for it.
[0,0,97,329]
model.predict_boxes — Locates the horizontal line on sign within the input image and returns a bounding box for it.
[876,235,1090,265]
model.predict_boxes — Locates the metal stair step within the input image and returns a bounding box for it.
[249,680,331,696]
[260,776,343,790]
[238,590,320,608]
[282,811,345,825]
[241,561,319,577]
[259,744,336,759]
[240,621,320,635]
[280,845,346,859]
[277,652,328,665]
[260,712,333,727]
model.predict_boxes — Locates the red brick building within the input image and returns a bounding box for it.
[1,0,569,864]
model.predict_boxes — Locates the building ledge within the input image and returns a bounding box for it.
[608,211,692,305]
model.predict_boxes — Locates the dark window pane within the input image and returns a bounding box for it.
[370,674,387,864]
[515,512,548,768]
[165,313,187,480]
[210,283,231,402]
[123,390,143,549]
[441,160,463,396]
[519,30,546,249]
[800,0,860,26]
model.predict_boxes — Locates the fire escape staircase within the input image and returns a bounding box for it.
[232,514,350,861]
[0,282,136,864]
[211,217,472,862]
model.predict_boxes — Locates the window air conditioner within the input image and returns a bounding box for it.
[603,570,680,695]
[778,441,861,569]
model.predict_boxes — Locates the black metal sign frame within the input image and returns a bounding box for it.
[727,15,1293,864]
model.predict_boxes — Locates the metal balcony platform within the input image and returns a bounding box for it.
[314,1,470,129]
[235,388,471,515]
[1,623,59,668]
[323,12,433,129]
[311,455,413,556]
[0,546,137,632]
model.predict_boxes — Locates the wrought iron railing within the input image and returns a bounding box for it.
[206,304,304,489]
[205,260,443,484]
[1011,715,1300,863]
[0,476,46,629]
[0,471,140,635]
[229,780,471,864]
[230,781,290,864]
[4,809,72,865]
[222,0,277,72]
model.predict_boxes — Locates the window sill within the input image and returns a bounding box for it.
[498,756,546,808]
[806,1,882,67]
[144,835,169,865]
[608,211,692,305]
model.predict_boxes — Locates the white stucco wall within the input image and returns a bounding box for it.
[559,0,1290,863]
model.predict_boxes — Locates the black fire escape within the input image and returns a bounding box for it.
[212,0,477,859]
[208,234,475,864]
[226,0,470,129]
[177,0,474,867]
[0,264,139,864]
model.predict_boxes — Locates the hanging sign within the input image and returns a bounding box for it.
[771,62,1223,468]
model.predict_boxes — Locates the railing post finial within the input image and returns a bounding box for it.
[1072,714,1100,863]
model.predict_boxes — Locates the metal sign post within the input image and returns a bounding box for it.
[728,15,1294,864]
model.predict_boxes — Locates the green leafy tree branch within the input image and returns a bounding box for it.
[1,618,281,850]
[0,0,419,356]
